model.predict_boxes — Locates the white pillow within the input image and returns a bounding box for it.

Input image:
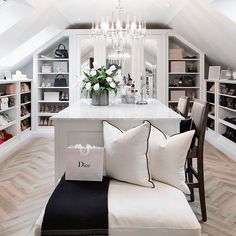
[103,121,155,188]
[148,123,195,194]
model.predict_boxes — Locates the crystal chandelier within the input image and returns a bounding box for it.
[108,51,130,66]
[91,0,146,53]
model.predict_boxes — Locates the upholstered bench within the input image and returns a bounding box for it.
[31,179,201,236]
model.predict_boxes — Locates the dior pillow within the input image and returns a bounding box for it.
[103,121,154,188]
[148,122,195,194]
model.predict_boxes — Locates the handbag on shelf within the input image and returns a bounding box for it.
[65,144,104,182]
[54,74,67,87]
[54,44,68,58]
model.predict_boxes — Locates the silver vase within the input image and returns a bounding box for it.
[92,90,109,106]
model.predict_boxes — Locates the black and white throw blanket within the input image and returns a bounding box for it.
[41,175,110,236]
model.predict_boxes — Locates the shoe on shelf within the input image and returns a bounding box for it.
[40,104,45,113]
[39,118,44,126]
[43,118,48,126]
[48,119,52,126]
[55,105,60,113]
[60,92,65,101]
[46,79,51,87]
[64,93,69,101]
[0,130,13,141]
[44,105,49,113]
[41,79,46,87]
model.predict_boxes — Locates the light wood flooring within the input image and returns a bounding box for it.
[0,138,235,236]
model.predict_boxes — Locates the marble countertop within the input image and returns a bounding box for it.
[51,99,183,120]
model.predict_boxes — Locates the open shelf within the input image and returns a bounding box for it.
[0,121,16,131]
[34,36,70,129]
[20,91,31,95]
[37,72,69,75]
[21,101,31,106]
[169,87,200,89]
[38,100,69,103]
[167,33,203,112]
[0,106,17,113]
[219,93,236,99]
[38,58,69,61]
[169,73,200,75]
[0,94,17,98]
[20,114,31,121]
[38,87,69,89]
[219,119,236,130]
[219,105,236,113]
[208,114,215,120]
[169,59,200,61]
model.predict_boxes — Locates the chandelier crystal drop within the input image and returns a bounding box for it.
[91,0,146,53]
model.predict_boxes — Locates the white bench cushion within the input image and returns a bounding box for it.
[32,180,201,236]
[109,180,201,236]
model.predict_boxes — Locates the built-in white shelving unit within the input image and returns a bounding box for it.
[205,79,236,161]
[167,33,204,113]
[0,79,32,151]
[34,35,70,129]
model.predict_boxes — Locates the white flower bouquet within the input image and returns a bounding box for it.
[82,65,120,97]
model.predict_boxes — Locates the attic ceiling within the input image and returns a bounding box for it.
[0,0,236,73]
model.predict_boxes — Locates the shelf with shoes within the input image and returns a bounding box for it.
[206,81,216,131]
[205,78,236,159]
[34,35,70,128]
[20,118,31,132]
[167,32,204,114]
[0,81,18,147]
[38,116,54,127]
[20,81,32,133]
[218,83,236,144]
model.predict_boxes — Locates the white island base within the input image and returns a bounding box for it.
[51,99,183,182]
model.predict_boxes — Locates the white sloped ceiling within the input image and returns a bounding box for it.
[169,0,236,70]
[0,0,236,74]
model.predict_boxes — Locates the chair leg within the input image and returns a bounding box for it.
[187,158,194,202]
[199,179,207,221]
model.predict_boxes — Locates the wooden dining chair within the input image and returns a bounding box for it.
[177,96,190,118]
[185,100,209,222]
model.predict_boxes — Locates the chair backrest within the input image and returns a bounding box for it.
[191,101,209,156]
[177,96,190,118]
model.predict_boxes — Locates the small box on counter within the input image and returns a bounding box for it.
[44,92,59,101]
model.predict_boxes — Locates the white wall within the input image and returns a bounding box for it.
[169,0,236,70]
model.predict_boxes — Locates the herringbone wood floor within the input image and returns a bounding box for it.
[0,138,235,236]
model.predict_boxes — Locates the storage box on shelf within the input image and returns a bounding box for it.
[34,37,70,128]
[167,33,203,113]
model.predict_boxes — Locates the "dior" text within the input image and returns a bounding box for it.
[78,161,90,168]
